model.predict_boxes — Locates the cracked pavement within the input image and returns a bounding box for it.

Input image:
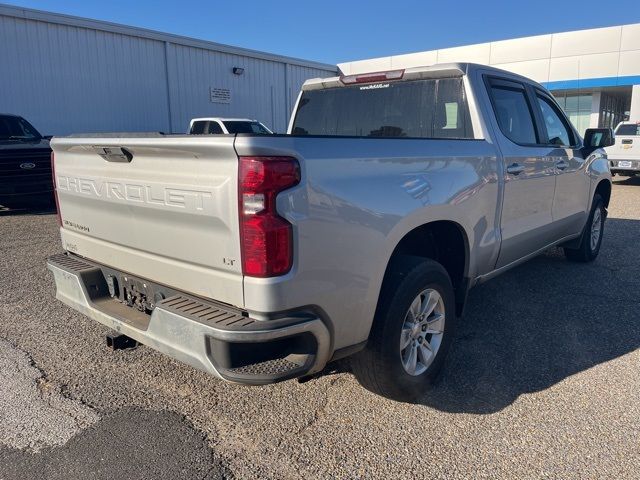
[0,178,639,479]
[0,337,99,452]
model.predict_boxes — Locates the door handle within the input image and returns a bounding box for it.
[506,163,525,175]
[556,160,568,171]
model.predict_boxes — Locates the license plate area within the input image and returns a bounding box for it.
[618,161,633,168]
[105,272,174,315]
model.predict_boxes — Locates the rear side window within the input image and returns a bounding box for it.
[292,77,473,139]
[190,121,206,134]
[615,124,640,136]
[488,83,538,145]
[224,121,270,134]
[190,121,223,134]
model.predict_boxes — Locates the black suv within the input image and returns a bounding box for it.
[0,114,53,209]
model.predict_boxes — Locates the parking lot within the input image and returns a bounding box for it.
[0,178,638,479]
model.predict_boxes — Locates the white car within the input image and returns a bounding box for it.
[188,117,272,135]
[607,121,640,176]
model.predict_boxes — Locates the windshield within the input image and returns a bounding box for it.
[291,77,473,139]
[222,121,271,134]
[615,124,640,136]
[0,115,42,140]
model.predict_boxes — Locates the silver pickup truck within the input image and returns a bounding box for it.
[47,63,613,402]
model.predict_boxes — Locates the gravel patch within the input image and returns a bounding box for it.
[1,180,639,478]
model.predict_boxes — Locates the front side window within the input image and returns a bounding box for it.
[536,94,574,146]
[291,77,473,139]
[488,84,538,145]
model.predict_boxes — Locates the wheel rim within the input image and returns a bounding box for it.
[399,288,445,376]
[590,207,602,252]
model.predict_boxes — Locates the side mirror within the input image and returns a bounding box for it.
[584,128,614,149]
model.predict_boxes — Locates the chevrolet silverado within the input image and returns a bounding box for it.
[47,63,614,402]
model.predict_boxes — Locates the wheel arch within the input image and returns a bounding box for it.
[594,179,612,208]
[379,220,471,318]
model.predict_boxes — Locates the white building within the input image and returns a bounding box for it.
[339,24,640,135]
[0,4,336,135]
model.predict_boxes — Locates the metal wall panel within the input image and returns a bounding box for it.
[165,46,335,133]
[0,6,336,136]
[0,15,170,135]
[168,44,281,133]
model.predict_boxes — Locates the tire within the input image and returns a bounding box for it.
[564,193,606,262]
[351,256,456,402]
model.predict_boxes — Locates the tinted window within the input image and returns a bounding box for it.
[615,124,640,136]
[489,85,537,145]
[491,85,538,144]
[536,94,573,146]
[190,121,207,134]
[208,122,223,134]
[190,121,224,134]
[0,115,41,140]
[291,77,473,139]
[434,78,473,138]
[223,121,270,134]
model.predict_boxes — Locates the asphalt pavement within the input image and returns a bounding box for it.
[0,178,638,479]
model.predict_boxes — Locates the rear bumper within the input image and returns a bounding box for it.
[47,253,331,384]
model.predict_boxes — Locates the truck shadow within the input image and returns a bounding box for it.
[418,217,640,413]
[612,176,640,186]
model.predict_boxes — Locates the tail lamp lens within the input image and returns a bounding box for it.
[239,156,300,277]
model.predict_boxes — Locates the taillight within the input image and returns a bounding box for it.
[239,156,300,277]
[340,69,404,85]
[51,151,62,227]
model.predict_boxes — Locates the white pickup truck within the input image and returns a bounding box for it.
[607,121,640,176]
[47,63,613,401]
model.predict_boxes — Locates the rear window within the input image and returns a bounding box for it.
[0,115,41,140]
[615,124,640,136]
[291,77,473,139]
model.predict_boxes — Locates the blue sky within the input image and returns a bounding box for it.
[6,0,640,64]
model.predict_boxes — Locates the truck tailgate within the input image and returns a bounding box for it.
[50,135,243,307]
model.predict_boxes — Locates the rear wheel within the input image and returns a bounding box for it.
[351,256,456,402]
[564,194,606,262]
